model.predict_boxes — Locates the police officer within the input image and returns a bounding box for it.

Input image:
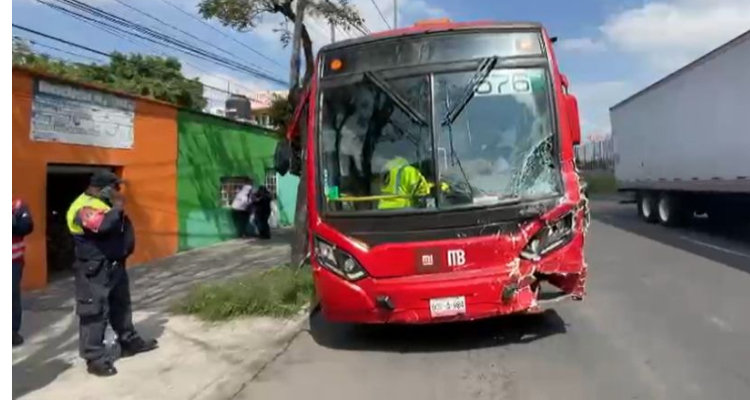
[66,171,157,377]
[12,198,34,347]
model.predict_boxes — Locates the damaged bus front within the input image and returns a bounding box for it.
[278,20,589,323]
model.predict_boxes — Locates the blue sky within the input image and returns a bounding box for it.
[12,0,750,140]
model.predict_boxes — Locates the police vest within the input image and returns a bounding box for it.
[67,193,111,235]
[66,193,135,261]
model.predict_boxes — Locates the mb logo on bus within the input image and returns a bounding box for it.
[447,249,466,267]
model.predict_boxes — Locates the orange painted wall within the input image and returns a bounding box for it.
[12,69,179,289]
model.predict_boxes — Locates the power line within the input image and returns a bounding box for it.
[324,0,369,36]
[13,35,100,63]
[154,0,284,69]
[370,0,391,29]
[108,0,275,76]
[334,24,349,40]
[33,3,258,93]
[47,0,273,80]
[20,37,107,63]
[72,0,287,85]
[12,24,111,57]
[39,0,287,85]
[12,25,247,97]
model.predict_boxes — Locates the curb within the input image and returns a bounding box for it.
[192,310,310,400]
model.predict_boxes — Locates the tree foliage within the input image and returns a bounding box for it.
[198,0,364,100]
[267,94,294,134]
[12,43,206,110]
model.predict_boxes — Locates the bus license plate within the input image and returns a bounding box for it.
[429,296,466,317]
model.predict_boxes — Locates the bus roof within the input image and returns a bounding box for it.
[319,21,544,53]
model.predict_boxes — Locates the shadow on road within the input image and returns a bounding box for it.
[12,231,294,399]
[12,313,167,399]
[309,309,567,353]
[591,200,750,274]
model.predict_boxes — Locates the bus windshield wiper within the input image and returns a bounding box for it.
[364,71,428,127]
[441,56,498,126]
[438,56,498,203]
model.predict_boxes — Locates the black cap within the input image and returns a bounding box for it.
[90,170,122,188]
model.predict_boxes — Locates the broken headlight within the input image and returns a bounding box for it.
[314,237,368,281]
[520,212,575,261]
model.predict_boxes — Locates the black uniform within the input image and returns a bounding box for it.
[13,200,33,346]
[252,187,272,239]
[72,205,137,364]
[68,171,156,375]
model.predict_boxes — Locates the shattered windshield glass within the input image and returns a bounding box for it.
[434,68,560,208]
[318,66,560,214]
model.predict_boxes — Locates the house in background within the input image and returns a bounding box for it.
[248,90,288,130]
[12,67,298,289]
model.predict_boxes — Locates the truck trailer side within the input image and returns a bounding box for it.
[610,30,750,226]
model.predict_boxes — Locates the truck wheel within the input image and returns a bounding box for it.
[657,193,685,227]
[637,192,658,223]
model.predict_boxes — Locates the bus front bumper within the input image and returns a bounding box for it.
[313,265,581,324]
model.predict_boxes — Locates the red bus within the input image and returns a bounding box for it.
[276,19,589,324]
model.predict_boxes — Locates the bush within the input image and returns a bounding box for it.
[582,171,618,195]
[174,265,315,321]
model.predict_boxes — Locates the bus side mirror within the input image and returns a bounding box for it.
[274,140,292,176]
[566,94,581,146]
[560,74,581,146]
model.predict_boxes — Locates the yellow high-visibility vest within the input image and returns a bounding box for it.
[66,193,111,235]
[378,157,431,209]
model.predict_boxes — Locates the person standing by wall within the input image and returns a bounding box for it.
[66,171,157,376]
[252,186,273,240]
[12,198,34,347]
[231,183,254,238]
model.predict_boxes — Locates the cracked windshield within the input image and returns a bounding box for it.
[320,68,559,212]
[436,67,559,208]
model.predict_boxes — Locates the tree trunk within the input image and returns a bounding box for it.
[300,24,314,88]
[289,0,305,94]
[289,0,309,267]
[291,154,309,267]
[287,2,317,268]
[291,111,309,267]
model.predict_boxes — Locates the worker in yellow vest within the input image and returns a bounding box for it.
[66,171,157,377]
[378,156,448,209]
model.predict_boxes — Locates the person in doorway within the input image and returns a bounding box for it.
[66,171,157,377]
[12,198,34,347]
[252,186,272,240]
[231,183,254,238]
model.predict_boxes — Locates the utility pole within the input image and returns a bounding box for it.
[393,0,398,29]
[330,21,336,43]
[290,0,307,92]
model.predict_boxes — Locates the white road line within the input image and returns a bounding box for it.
[679,236,750,259]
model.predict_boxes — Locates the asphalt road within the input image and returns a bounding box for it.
[236,200,750,399]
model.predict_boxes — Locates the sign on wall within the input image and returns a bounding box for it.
[31,80,135,149]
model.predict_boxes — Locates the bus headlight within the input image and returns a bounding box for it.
[314,237,368,281]
[520,213,575,261]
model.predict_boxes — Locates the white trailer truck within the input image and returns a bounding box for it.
[610,30,750,226]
